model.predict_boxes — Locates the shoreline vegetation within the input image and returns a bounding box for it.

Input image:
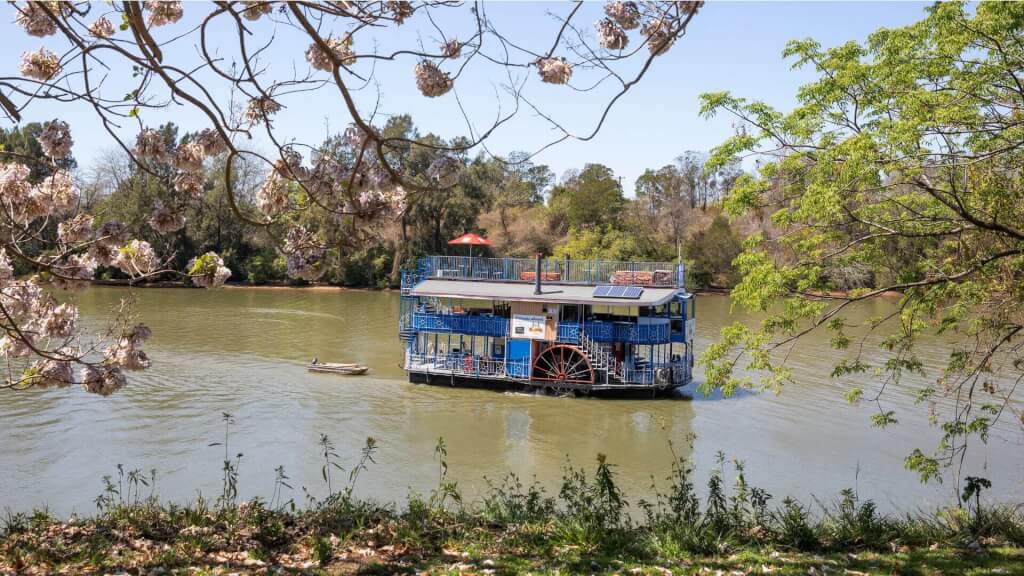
[4,439,1022,575]
[89,279,907,300]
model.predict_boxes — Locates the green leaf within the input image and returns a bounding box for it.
[870,410,898,429]
[845,388,863,404]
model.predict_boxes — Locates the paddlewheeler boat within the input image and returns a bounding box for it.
[398,255,695,397]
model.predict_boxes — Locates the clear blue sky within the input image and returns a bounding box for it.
[3,1,931,195]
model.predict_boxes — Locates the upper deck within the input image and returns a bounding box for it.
[410,255,685,290]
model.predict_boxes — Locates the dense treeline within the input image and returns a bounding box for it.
[2,117,752,289]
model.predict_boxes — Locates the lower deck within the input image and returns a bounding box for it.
[404,345,689,393]
[407,370,682,397]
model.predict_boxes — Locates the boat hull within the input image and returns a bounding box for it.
[408,371,682,398]
[308,366,368,375]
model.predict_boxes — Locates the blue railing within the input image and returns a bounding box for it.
[405,351,530,380]
[620,361,691,386]
[555,321,676,345]
[418,256,684,288]
[586,321,672,344]
[411,313,509,337]
[557,322,581,343]
[400,269,419,295]
[411,315,677,345]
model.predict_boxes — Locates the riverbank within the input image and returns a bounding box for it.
[92,279,389,292]
[3,498,1021,575]
[4,448,1023,575]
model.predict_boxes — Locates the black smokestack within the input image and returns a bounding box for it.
[534,253,542,295]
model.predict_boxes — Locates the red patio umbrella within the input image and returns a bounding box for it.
[448,232,492,259]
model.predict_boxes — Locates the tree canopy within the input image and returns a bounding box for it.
[699,1,1024,487]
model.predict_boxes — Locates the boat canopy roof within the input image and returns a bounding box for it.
[409,279,678,306]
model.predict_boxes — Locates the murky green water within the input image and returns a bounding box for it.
[1,287,1021,515]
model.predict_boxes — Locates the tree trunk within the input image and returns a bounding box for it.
[389,215,408,286]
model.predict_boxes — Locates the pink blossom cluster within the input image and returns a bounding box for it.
[283,226,326,282]
[441,40,462,59]
[0,163,78,223]
[58,213,94,245]
[51,253,98,291]
[642,18,674,56]
[605,1,641,30]
[537,57,572,85]
[242,1,273,21]
[135,129,169,162]
[596,19,629,50]
[144,1,183,27]
[386,1,414,24]
[257,171,290,218]
[80,365,127,396]
[19,48,61,81]
[195,129,228,157]
[188,252,232,288]
[244,96,282,126]
[104,324,153,371]
[306,37,356,71]
[343,123,373,150]
[88,17,115,39]
[113,240,160,278]
[149,201,186,234]
[14,2,59,37]
[28,357,76,389]
[174,142,205,172]
[414,61,453,97]
[38,120,73,159]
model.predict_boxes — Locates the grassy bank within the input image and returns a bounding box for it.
[3,446,1023,575]
[3,505,1022,575]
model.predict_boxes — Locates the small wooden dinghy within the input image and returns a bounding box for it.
[308,358,368,375]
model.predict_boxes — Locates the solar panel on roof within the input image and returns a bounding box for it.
[593,285,645,299]
[622,286,644,299]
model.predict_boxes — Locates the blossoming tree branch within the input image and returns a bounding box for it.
[1,0,700,395]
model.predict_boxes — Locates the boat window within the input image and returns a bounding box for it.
[670,300,682,316]
[561,305,580,323]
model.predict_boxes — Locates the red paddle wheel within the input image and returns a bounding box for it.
[532,344,595,385]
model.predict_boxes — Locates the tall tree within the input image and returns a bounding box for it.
[548,163,625,230]
[699,1,1024,488]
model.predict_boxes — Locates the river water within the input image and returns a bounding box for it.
[1,287,1021,516]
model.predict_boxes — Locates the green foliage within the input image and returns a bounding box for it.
[242,250,286,285]
[336,244,394,288]
[554,225,643,261]
[684,215,743,287]
[700,0,1024,484]
[480,474,556,525]
[548,163,625,229]
[188,253,222,277]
